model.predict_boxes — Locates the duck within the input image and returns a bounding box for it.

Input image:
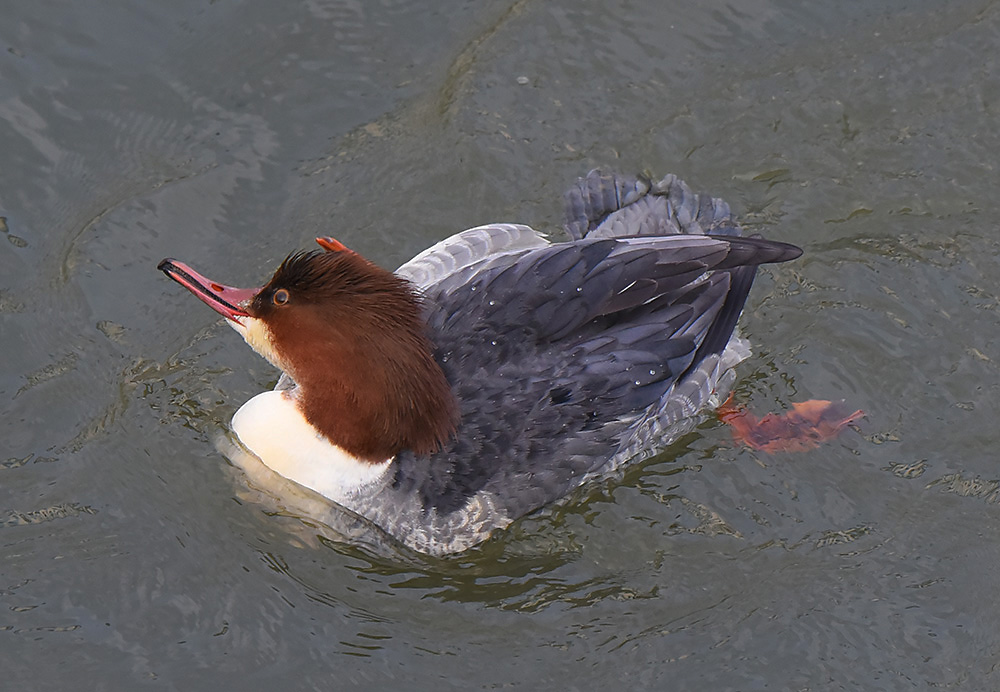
[158,170,802,555]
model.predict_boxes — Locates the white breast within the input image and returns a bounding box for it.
[231,390,391,502]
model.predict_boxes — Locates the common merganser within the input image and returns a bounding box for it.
[158,170,802,555]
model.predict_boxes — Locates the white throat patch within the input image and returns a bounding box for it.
[228,316,287,372]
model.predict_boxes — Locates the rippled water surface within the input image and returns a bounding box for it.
[2,1,999,688]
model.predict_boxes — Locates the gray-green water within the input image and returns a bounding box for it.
[2,1,999,688]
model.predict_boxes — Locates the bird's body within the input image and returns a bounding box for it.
[159,171,801,554]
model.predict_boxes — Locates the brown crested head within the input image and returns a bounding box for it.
[249,247,458,462]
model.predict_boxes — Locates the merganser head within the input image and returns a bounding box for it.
[158,238,458,463]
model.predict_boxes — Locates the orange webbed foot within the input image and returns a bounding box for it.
[718,396,864,453]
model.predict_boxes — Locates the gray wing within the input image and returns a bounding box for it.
[396,223,549,289]
[391,233,801,518]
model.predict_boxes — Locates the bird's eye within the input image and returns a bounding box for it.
[272,289,290,306]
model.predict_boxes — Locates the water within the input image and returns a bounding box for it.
[2,0,999,688]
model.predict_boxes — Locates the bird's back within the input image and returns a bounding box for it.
[385,172,799,541]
